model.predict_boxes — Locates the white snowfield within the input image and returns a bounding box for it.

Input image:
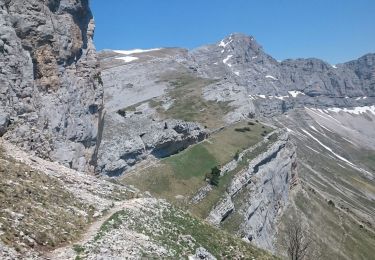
[288,90,305,98]
[326,105,375,115]
[248,94,291,100]
[114,48,162,63]
[219,37,233,53]
[218,39,233,48]
[114,48,161,55]
[223,54,233,66]
[265,75,278,80]
[115,56,139,63]
[273,95,289,100]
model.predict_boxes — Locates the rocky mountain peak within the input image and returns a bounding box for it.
[217,33,264,60]
[219,33,261,50]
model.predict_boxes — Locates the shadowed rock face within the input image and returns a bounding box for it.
[0,0,103,172]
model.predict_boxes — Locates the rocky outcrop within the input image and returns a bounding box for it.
[206,132,297,252]
[189,247,217,260]
[0,112,9,136]
[0,0,103,172]
[97,112,208,176]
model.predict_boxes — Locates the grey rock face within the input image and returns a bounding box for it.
[0,112,9,136]
[189,247,217,260]
[344,53,375,94]
[206,132,297,252]
[97,112,208,176]
[190,33,375,117]
[236,135,296,251]
[0,0,103,172]
[96,48,209,176]
[206,193,235,226]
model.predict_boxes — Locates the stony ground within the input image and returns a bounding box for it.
[51,198,277,260]
[0,138,277,259]
[0,139,134,259]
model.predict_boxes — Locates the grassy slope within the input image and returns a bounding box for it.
[0,147,94,252]
[79,199,278,259]
[118,71,233,129]
[153,71,233,128]
[123,121,273,219]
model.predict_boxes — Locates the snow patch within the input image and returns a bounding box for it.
[115,56,139,63]
[315,121,334,133]
[354,96,368,100]
[234,71,240,76]
[288,90,305,98]
[331,64,337,69]
[218,38,233,48]
[273,96,288,100]
[301,129,373,178]
[326,105,375,115]
[302,129,351,164]
[306,145,319,153]
[258,95,266,99]
[286,128,294,133]
[223,55,233,64]
[248,95,256,100]
[114,48,161,55]
[265,75,278,80]
[309,125,319,132]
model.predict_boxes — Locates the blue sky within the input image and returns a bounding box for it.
[91,0,375,64]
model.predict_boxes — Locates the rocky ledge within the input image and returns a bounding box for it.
[97,112,208,176]
[207,131,297,252]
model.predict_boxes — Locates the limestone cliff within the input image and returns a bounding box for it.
[207,132,297,252]
[0,0,103,172]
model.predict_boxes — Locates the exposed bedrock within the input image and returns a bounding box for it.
[207,132,297,252]
[0,0,103,172]
[97,113,208,176]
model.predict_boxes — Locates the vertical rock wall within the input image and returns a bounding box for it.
[207,132,297,252]
[0,0,103,172]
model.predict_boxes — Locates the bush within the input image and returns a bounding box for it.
[234,127,251,132]
[248,112,255,118]
[94,73,103,86]
[248,122,255,125]
[328,200,335,207]
[208,166,221,186]
[234,150,240,161]
[117,109,126,117]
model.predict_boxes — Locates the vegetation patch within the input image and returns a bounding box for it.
[94,210,129,241]
[123,122,273,218]
[91,201,277,259]
[151,72,233,128]
[0,147,95,252]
